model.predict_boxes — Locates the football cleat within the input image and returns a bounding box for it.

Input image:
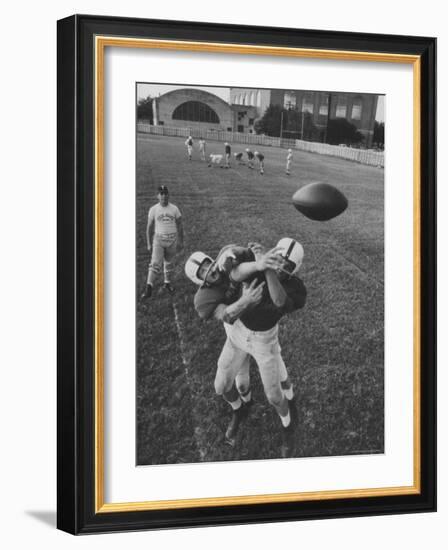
[280,423,296,458]
[224,402,252,446]
[140,284,152,299]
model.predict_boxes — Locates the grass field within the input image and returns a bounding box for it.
[136,134,384,465]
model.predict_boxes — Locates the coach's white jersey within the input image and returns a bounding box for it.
[148,203,181,236]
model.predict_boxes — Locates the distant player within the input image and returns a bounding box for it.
[199,138,206,161]
[246,148,255,169]
[254,151,265,174]
[234,152,244,164]
[141,186,184,298]
[208,153,224,168]
[224,142,231,168]
[185,135,194,160]
[286,148,293,175]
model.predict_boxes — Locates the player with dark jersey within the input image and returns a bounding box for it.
[215,239,306,456]
[186,245,284,442]
[186,239,306,456]
[224,142,231,168]
[185,136,193,160]
[254,151,265,174]
[245,148,255,169]
[234,152,244,164]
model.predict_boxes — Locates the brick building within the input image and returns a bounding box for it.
[229,88,379,147]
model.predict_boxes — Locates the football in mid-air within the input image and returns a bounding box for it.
[292,182,348,221]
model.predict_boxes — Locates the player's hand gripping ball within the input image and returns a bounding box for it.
[292,182,348,221]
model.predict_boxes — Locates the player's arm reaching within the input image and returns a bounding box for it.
[213,279,265,324]
[264,269,288,308]
[227,245,284,283]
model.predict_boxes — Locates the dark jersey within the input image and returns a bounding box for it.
[255,152,264,161]
[193,246,255,320]
[247,151,254,160]
[240,273,306,332]
[194,284,232,320]
[225,144,231,154]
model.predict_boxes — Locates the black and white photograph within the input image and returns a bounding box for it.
[135,83,385,465]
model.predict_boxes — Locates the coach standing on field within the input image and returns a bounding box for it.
[141,185,184,299]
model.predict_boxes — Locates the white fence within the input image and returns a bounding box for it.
[293,140,384,168]
[137,122,384,168]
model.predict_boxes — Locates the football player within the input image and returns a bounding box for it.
[254,151,265,174]
[198,138,206,161]
[219,238,306,456]
[185,245,282,442]
[224,142,231,168]
[186,239,306,457]
[285,148,293,175]
[185,136,194,160]
[233,152,245,164]
[245,148,255,169]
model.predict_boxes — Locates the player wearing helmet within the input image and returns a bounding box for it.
[216,238,307,456]
[245,148,255,169]
[185,136,194,160]
[198,138,206,161]
[224,142,231,168]
[234,151,244,164]
[141,186,184,298]
[286,148,293,175]
[254,151,265,174]
[186,239,307,456]
[185,245,283,444]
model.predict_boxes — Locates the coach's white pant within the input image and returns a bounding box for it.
[147,233,177,285]
[215,320,288,407]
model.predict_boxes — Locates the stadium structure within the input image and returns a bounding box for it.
[151,87,379,147]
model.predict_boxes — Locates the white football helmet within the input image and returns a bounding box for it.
[276,238,304,274]
[185,252,213,286]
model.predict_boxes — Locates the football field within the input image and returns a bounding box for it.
[136,134,384,465]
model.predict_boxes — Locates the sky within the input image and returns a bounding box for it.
[137,83,384,122]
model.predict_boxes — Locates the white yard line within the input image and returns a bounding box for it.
[171,300,207,461]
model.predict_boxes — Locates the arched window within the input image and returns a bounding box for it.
[256,90,261,107]
[250,91,255,105]
[172,101,220,123]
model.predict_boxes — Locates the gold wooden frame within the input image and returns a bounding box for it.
[94,36,421,514]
